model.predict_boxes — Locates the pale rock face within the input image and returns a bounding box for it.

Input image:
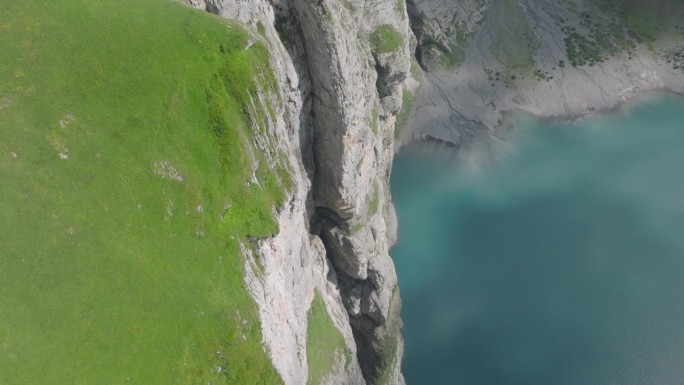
[185,0,411,384]
[293,0,377,219]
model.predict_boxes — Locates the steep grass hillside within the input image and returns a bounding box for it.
[0,1,287,384]
[306,291,350,385]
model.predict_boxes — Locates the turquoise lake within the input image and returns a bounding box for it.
[390,93,684,385]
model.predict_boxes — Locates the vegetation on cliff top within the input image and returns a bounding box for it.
[0,0,287,384]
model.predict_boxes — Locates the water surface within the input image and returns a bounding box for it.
[391,93,684,385]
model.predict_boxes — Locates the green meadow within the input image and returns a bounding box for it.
[0,0,287,384]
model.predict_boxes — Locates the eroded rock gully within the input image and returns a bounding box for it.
[186,1,412,384]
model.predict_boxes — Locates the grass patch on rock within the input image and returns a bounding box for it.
[395,88,415,139]
[370,24,404,54]
[366,183,381,217]
[306,290,350,385]
[370,103,380,135]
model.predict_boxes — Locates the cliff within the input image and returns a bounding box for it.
[185,1,412,384]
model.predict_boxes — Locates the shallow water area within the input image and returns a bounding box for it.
[390,93,684,385]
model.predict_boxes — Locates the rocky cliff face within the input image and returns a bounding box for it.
[183,1,684,383]
[185,1,411,384]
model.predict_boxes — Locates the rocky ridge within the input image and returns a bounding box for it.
[185,1,411,384]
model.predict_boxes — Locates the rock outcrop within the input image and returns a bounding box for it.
[185,1,411,384]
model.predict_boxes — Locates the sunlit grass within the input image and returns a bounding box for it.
[370,24,404,54]
[0,1,286,384]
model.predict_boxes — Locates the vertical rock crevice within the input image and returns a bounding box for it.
[292,0,411,382]
[186,1,414,384]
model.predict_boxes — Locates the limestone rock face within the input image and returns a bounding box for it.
[185,1,411,384]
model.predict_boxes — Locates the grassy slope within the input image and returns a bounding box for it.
[561,0,684,66]
[490,0,538,80]
[589,0,684,42]
[370,24,404,54]
[306,291,349,385]
[0,1,285,384]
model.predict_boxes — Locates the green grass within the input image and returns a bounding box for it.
[370,24,404,54]
[346,222,366,236]
[366,183,381,217]
[395,88,414,139]
[0,1,288,384]
[490,0,539,81]
[370,103,380,135]
[306,290,350,385]
[422,42,465,71]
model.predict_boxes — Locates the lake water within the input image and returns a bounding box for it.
[390,93,684,385]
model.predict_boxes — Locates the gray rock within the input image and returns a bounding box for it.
[186,1,411,384]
